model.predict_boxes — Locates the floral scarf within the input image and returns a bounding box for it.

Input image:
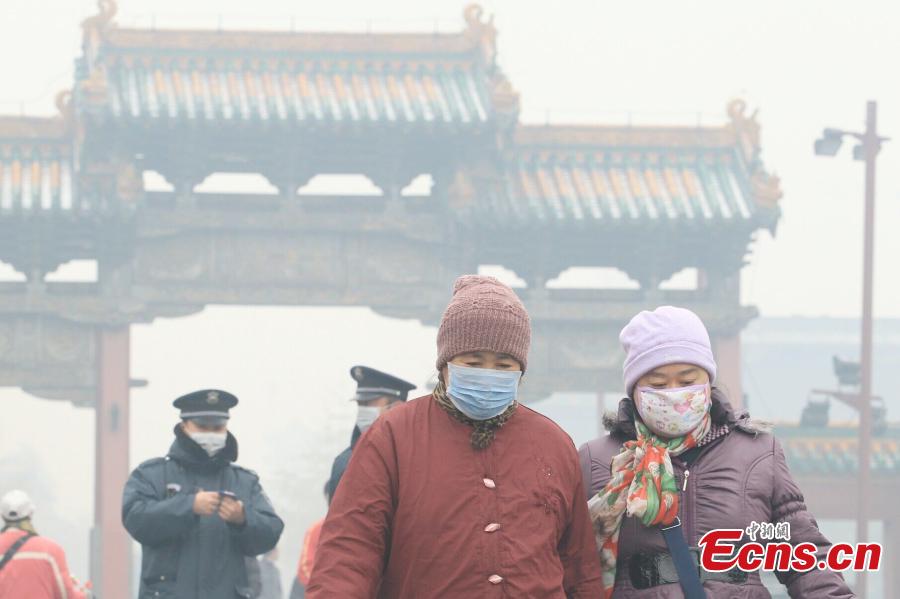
[588,410,711,598]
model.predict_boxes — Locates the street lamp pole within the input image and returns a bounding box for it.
[815,100,886,598]
[856,100,878,598]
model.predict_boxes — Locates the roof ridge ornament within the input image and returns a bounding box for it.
[81,0,118,36]
[750,170,783,209]
[54,90,76,134]
[727,98,761,163]
[492,77,520,125]
[463,4,497,67]
[728,98,783,218]
[81,1,117,73]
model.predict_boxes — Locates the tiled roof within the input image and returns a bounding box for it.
[468,123,779,228]
[0,154,75,212]
[0,118,75,213]
[779,426,900,474]
[1,6,780,229]
[76,6,507,129]
[99,58,492,127]
[506,148,752,223]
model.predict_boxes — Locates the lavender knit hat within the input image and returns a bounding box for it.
[620,306,717,394]
[436,275,531,372]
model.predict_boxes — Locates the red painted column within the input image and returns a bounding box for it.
[714,333,743,410]
[92,326,132,598]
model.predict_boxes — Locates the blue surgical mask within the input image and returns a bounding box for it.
[447,363,521,421]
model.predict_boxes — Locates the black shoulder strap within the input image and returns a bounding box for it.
[0,532,35,573]
[659,520,707,599]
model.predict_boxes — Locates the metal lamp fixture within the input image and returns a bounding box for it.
[813,128,845,156]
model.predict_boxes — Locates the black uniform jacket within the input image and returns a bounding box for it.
[325,426,362,501]
[122,425,284,599]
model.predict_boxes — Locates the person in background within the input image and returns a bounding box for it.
[0,489,86,599]
[307,275,604,598]
[246,555,262,597]
[122,389,284,599]
[290,483,331,599]
[579,306,854,598]
[325,365,416,500]
[258,548,283,599]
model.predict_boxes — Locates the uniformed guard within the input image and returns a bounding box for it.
[324,366,416,502]
[122,389,284,599]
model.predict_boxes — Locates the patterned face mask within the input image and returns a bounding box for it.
[635,383,711,438]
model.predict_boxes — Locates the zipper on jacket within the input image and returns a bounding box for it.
[677,461,695,546]
[678,433,730,545]
[685,468,694,545]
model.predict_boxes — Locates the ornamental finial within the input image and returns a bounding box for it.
[463,4,498,66]
[81,0,118,35]
[55,90,73,124]
[727,98,761,162]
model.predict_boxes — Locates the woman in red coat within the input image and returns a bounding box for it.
[307,275,603,598]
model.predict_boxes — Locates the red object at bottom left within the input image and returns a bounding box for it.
[0,528,86,599]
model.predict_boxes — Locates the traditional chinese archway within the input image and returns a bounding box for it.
[0,2,787,596]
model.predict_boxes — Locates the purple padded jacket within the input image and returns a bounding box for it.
[578,389,855,599]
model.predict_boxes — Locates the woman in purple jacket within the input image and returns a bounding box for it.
[579,306,855,599]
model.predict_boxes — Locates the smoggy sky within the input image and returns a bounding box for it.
[2,0,899,317]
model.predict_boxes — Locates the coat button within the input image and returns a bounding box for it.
[488,574,503,584]
[483,478,496,489]
[484,522,501,533]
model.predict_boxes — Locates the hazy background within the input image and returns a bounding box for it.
[1,0,898,596]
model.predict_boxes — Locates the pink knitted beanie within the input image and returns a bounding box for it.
[436,275,531,372]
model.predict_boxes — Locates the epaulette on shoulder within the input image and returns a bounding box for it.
[137,456,169,470]
[231,464,260,479]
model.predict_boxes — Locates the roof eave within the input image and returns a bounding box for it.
[513,124,738,150]
[0,116,70,143]
[102,28,482,57]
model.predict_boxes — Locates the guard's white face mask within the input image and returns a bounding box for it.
[356,406,383,433]
[190,432,227,457]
